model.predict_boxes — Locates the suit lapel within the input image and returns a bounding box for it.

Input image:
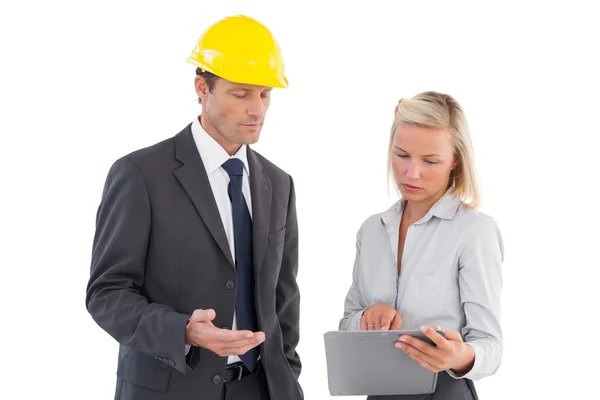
[247,148,271,275]
[173,127,235,268]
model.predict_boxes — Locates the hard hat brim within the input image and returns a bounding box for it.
[187,58,288,89]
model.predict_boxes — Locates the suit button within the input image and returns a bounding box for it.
[168,360,175,366]
[212,374,222,385]
[226,280,235,289]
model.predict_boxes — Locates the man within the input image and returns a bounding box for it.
[86,15,302,400]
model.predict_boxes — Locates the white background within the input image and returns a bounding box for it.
[2,1,599,399]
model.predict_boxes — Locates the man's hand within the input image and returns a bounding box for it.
[185,309,265,357]
[360,302,402,331]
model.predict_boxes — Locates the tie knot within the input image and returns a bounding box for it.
[222,158,244,177]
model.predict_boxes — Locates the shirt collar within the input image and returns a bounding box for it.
[191,116,249,176]
[381,187,462,226]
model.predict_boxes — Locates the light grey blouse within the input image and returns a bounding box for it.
[339,189,504,381]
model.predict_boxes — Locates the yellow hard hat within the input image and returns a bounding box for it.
[187,15,288,88]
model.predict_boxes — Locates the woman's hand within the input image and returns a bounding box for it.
[395,325,475,375]
[360,302,402,330]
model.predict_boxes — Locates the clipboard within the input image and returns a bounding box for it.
[323,329,445,396]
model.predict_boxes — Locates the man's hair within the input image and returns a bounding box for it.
[196,68,219,104]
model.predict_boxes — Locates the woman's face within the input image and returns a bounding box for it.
[391,122,457,204]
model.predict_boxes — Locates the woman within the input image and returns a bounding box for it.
[339,91,504,399]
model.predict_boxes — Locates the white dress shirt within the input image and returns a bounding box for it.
[339,188,504,381]
[189,116,252,365]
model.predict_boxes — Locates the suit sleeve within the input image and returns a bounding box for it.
[275,175,302,379]
[85,157,192,374]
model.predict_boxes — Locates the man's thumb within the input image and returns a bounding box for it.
[191,308,215,322]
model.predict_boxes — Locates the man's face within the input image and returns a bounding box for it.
[196,75,272,153]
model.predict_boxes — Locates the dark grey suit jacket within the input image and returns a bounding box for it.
[85,124,302,400]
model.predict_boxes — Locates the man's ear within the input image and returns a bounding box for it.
[195,75,209,102]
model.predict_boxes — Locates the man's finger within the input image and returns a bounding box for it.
[214,328,257,342]
[190,308,215,322]
[226,333,265,349]
[221,334,265,355]
[218,337,251,350]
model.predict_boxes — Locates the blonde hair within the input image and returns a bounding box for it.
[387,91,480,208]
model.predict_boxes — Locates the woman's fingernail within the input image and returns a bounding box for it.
[420,325,427,333]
